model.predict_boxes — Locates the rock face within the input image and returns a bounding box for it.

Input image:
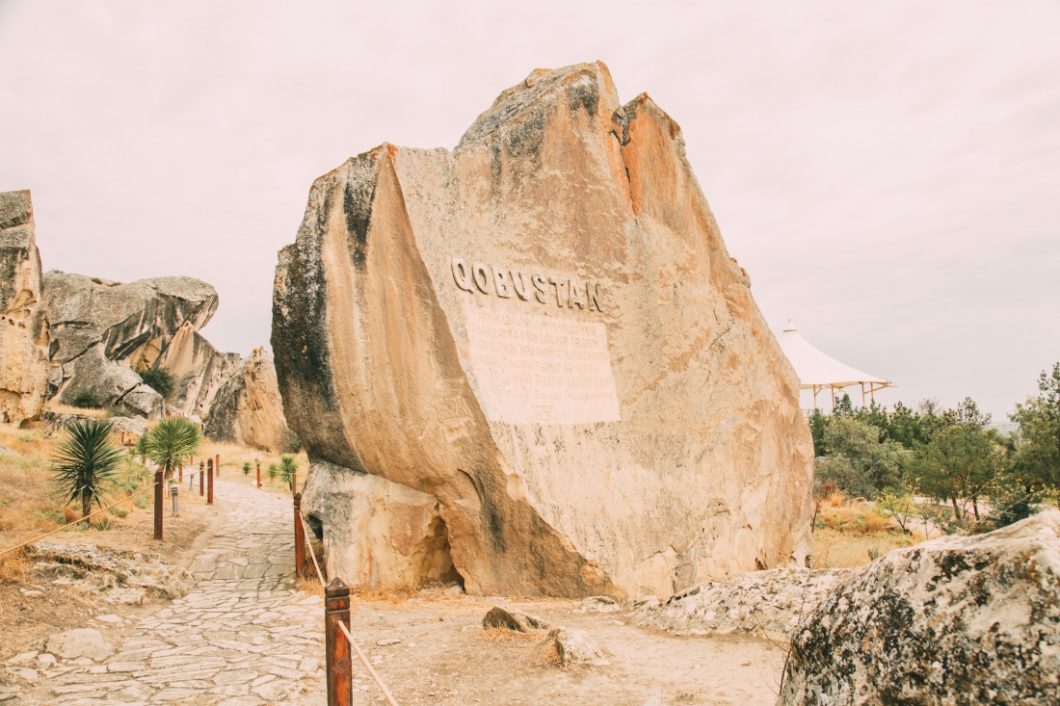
[778,511,1060,706]
[634,568,850,642]
[154,322,241,420]
[43,271,218,417]
[0,190,49,424]
[274,61,813,597]
[203,347,289,451]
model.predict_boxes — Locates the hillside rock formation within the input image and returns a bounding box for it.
[43,272,218,417]
[0,190,49,424]
[778,511,1060,706]
[203,347,289,451]
[274,61,813,597]
[155,322,241,419]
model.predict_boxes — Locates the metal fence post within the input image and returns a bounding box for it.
[153,468,163,540]
[294,493,305,579]
[199,460,205,497]
[325,578,352,706]
[207,458,214,505]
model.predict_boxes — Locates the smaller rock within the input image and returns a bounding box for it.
[579,595,622,613]
[482,607,549,632]
[18,588,43,598]
[44,628,114,661]
[375,638,402,647]
[94,614,122,624]
[34,654,56,669]
[545,628,608,667]
[5,652,37,666]
[107,416,148,437]
[0,684,19,702]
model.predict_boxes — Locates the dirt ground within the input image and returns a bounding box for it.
[336,591,788,706]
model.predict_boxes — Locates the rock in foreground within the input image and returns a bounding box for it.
[0,190,49,425]
[634,567,849,642]
[778,511,1060,706]
[275,61,813,597]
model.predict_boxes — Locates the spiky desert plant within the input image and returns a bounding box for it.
[145,417,201,480]
[52,419,123,523]
[279,455,298,493]
[134,433,149,465]
[242,461,251,477]
[267,463,280,482]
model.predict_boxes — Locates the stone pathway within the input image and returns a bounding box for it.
[12,479,326,705]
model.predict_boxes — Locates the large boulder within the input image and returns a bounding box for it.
[155,322,241,419]
[203,346,289,451]
[778,511,1060,706]
[43,271,218,416]
[0,190,49,424]
[273,61,813,597]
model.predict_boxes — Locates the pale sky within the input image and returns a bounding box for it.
[1,1,1057,419]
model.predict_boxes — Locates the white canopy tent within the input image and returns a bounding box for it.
[777,321,893,409]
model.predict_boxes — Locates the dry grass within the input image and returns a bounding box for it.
[194,440,309,497]
[295,575,324,596]
[811,491,924,568]
[42,403,108,419]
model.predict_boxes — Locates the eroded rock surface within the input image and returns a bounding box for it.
[43,271,218,416]
[778,511,1060,706]
[0,190,49,424]
[275,61,813,597]
[634,568,850,641]
[203,347,289,451]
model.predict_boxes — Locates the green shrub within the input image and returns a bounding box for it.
[71,391,101,409]
[139,368,175,399]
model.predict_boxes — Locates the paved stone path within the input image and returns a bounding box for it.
[17,479,327,705]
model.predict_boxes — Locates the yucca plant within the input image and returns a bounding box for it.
[279,455,298,493]
[267,463,280,483]
[242,462,251,477]
[52,419,123,523]
[145,417,201,481]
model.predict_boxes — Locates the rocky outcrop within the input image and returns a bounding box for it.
[778,511,1060,706]
[634,568,850,642]
[203,347,289,451]
[155,322,241,419]
[0,190,49,424]
[274,62,813,597]
[43,271,218,416]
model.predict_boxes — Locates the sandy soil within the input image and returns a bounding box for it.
[334,591,788,706]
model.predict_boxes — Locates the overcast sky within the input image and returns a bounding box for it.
[1,1,1057,419]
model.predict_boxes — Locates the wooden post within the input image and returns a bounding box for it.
[153,468,164,540]
[215,453,220,477]
[207,458,214,506]
[256,461,261,489]
[325,578,352,706]
[294,493,305,579]
[178,465,183,482]
[199,460,205,497]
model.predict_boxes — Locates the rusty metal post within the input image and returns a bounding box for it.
[215,453,220,477]
[294,493,305,578]
[153,468,163,540]
[199,460,205,497]
[325,578,352,706]
[256,461,261,489]
[207,458,214,505]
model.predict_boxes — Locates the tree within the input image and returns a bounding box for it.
[808,408,829,456]
[52,419,123,522]
[139,368,175,399]
[279,455,298,492]
[909,402,1001,522]
[145,418,201,481]
[814,417,907,499]
[1010,362,1060,494]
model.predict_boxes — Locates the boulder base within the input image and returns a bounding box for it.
[778,511,1060,706]
[275,61,813,597]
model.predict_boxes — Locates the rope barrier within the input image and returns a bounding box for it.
[0,485,152,558]
[298,512,400,706]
